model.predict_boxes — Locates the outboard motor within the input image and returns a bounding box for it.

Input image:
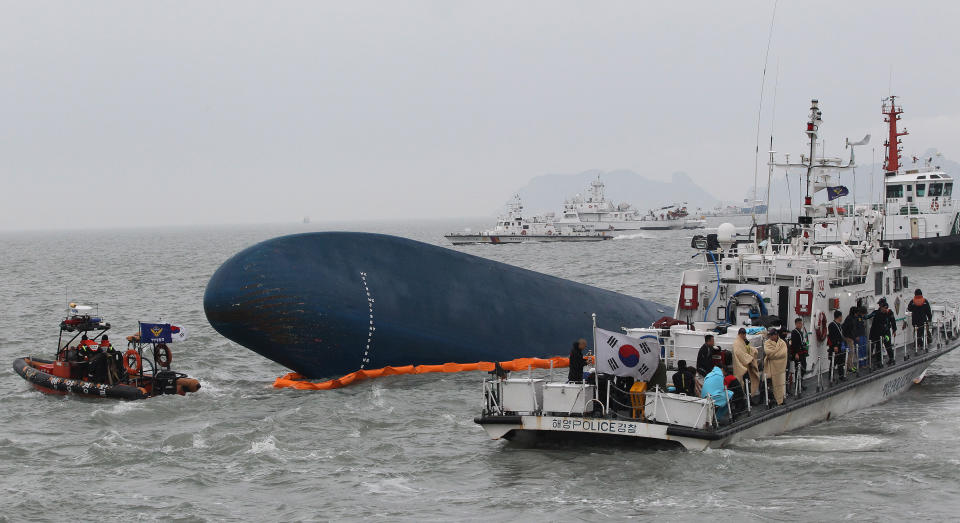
[154,370,180,395]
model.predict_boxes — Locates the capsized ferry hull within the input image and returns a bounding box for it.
[204,232,666,379]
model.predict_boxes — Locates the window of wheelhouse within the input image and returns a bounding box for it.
[875,272,883,295]
[929,183,944,197]
[916,183,926,197]
[946,183,954,197]
[886,185,903,198]
[894,268,903,291]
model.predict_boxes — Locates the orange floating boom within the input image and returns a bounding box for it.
[273,356,581,390]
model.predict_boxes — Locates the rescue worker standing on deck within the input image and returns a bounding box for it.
[828,310,846,379]
[732,328,760,400]
[868,299,897,366]
[696,334,718,377]
[763,329,788,405]
[789,318,809,383]
[908,289,933,350]
[567,338,588,382]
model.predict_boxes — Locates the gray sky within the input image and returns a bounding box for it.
[3,1,959,229]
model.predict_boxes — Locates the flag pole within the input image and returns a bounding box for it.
[592,313,600,397]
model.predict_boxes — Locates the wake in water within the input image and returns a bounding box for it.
[613,232,653,240]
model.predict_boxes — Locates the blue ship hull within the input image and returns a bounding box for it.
[203,232,666,379]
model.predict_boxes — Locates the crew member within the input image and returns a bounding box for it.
[828,310,846,379]
[672,360,697,396]
[732,327,760,399]
[696,334,718,377]
[789,318,809,388]
[907,289,933,350]
[842,306,859,373]
[763,329,788,405]
[77,334,99,359]
[567,338,588,382]
[867,299,897,366]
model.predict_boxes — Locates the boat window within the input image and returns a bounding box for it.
[875,272,883,295]
[894,268,902,291]
[906,185,912,192]
[918,175,926,180]
[886,185,903,198]
[929,183,944,197]
[946,183,954,196]
[522,225,529,229]
[916,184,926,197]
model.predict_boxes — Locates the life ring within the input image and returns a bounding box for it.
[521,230,527,236]
[154,343,173,367]
[815,311,828,342]
[123,349,142,374]
[931,199,940,211]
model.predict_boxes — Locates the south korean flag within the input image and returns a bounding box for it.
[595,328,660,381]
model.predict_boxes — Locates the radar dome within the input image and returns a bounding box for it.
[717,222,737,244]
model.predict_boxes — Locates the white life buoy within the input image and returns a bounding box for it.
[931,199,940,211]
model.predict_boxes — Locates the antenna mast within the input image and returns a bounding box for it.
[882,95,908,175]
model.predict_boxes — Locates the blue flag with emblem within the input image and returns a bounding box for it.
[826,185,849,201]
[140,322,172,343]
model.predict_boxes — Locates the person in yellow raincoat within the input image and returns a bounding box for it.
[763,329,789,405]
[732,327,760,398]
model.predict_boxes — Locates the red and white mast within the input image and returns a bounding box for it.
[882,95,908,175]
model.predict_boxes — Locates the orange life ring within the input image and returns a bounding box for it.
[815,311,828,342]
[521,230,526,236]
[931,199,940,211]
[154,343,173,367]
[546,230,553,235]
[123,349,142,374]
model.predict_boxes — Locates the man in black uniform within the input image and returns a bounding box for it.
[789,318,809,389]
[908,289,933,350]
[827,310,846,380]
[568,338,588,382]
[672,360,697,396]
[696,334,718,377]
[868,299,897,366]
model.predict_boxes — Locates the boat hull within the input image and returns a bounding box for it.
[444,234,610,244]
[477,343,955,450]
[13,357,148,400]
[204,232,666,379]
[890,234,960,266]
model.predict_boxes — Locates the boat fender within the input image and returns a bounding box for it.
[932,199,940,211]
[176,377,201,395]
[153,343,172,367]
[928,241,943,259]
[815,311,828,342]
[123,349,142,374]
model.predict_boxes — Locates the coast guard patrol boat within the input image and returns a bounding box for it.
[474,99,960,450]
[445,195,611,244]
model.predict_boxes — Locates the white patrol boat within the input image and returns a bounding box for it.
[445,195,612,245]
[557,177,706,231]
[557,177,646,231]
[809,96,959,266]
[474,99,960,450]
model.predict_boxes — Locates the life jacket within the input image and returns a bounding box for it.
[913,296,926,307]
